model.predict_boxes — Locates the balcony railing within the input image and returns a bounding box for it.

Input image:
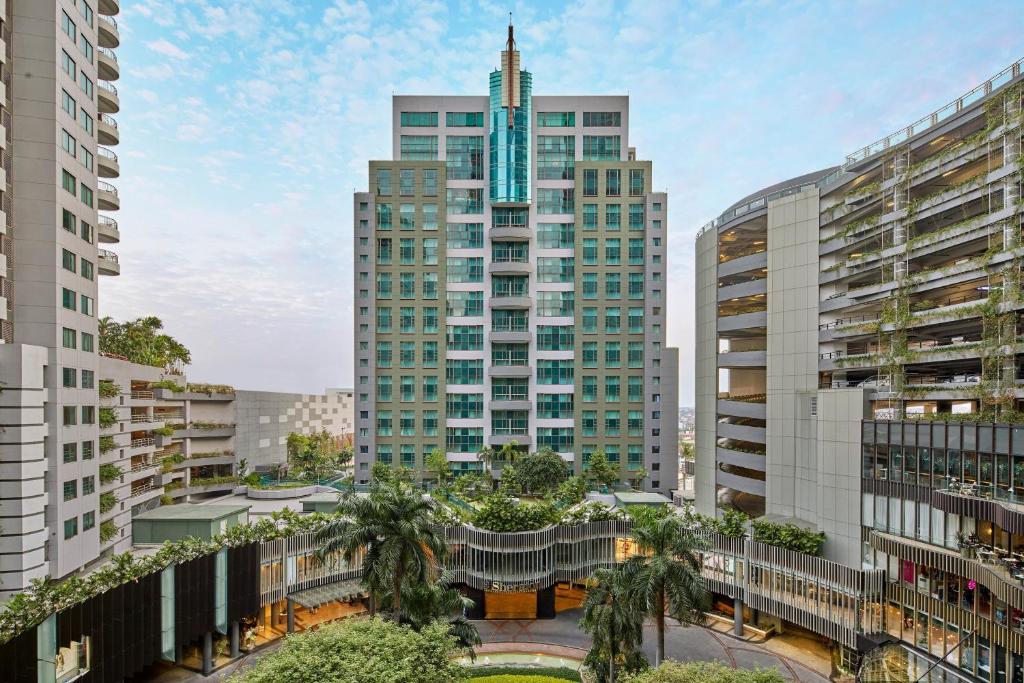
[98,181,118,196]
[131,437,155,448]
[98,249,119,263]
[98,215,118,229]
[98,81,118,97]
[130,414,152,423]
[99,113,118,129]
[98,147,118,161]
[99,14,118,29]
[936,476,1024,507]
[98,46,117,62]
[130,390,154,399]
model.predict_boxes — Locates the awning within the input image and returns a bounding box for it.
[288,579,367,609]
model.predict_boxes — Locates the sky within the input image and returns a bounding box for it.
[103,0,1024,404]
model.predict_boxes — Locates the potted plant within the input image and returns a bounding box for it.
[956,532,974,559]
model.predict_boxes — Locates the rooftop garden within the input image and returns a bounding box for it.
[98,316,190,372]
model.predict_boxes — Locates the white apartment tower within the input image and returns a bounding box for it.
[0,0,121,597]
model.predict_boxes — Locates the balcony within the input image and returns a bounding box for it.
[97,147,119,178]
[97,81,120,114]
[489,226,530,241]
[488,260,531,275]
[488,365,532,378]
[97,46,119,81]
[97,216,119,244]
[97,181,119,211]
[489,433,531,446]
[489,296,531,310]
[98,0,119,15]
[98,249,120,276]
[98,114,119,146]
[489,330,531,343]
[97,15,120,48]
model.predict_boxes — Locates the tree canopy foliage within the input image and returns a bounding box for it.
[98,316,191,371]
[621,661,785,683]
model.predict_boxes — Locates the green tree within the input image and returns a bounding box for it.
[476,445,495,474]
[380,570,481,655]
[229,617,467,683]
[628,515,710,667]
[555,475,588,507]
[337,443,354,469]
[317,483,446,623]
[587,449,620,488]
[426,448,451,489]
[622,661,786,683]
[517,447,569,495]
[98,316,191,371]
[580,564,646,683]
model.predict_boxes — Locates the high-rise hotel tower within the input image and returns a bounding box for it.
[352,25,679,493]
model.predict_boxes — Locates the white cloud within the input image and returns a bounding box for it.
[146,38,189,60]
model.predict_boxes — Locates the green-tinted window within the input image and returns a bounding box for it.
[377,375,392,401]
[400,135,438,159]
[446,360,483,385]
[605,307,621,334]
[376,307,392,332]
[423,307,438,333]
[64,517,78,539]
[447,325,483,350]
[628,444,643,467]
[629,169,645,196]
[423,204,438,230]
[629,272,644,299]
[492,410,529,436]
[401,443,416,465]
[446,393,483,418]
[447,257,483,283]
[582,411,598,436]
[537,188,574,214]
[582,204,598,230]
[492,377,529,401]
[376,273,392,299]
[447,188,483,214]
[492,343,528,366]
[377,238,392,264]
[447,291,484,317]
[423,169,438,197]
[400,169,415,196]
[62,288,77,311]
[582,169,598,197]
[63,479,77,502]
[628,376,643,402]
[400,203,416,230]
[605,204,621,230]
[62,249,77,272]
[377,410,393,436]
[582,273,598,300]
[582,341,598,367]
[81,259,93,281]
[446,136,484,180]
[492,275,528,297]
[376,203,393,229]
[400,272,415,298]
[582,376,597,402]
[606,169,621,196]
[423,376,438,401]
[400,342,415,368]
[537,111,575,127]
[62,327,77,349]
[583,112,621,127]
[63,367,77,388]
[583,135,620,160]
[536,394,573,419]
[423,342,438,368]
[538,359,573,385]
[377,445,393,464]
[446,222,483,248]
[422,238,438,265]
[582,239,598,265]
[605,341,621,368]
[582,307,598,333]
[376,168,392,195]
[629,238,644,264]
[82,333,94,352]
[492,241,528,263]
[605,446,619,462]
[538,291,574,317]
[537,257,574,283]
[446,427,483,453]
[400,111,438,127]
[628,308,644,334]
[399,376,415,402]
[605,273,621,299]
[62,169,77,195]
[536,325,574,350]
[537,223,574,248]
[62,209,77,234]
[536,135,575,180]
[605,376,621,402]
[423,272,438,299]
[423,410,439,436]
[446,111,483,127]
[605,411,621,436]
[605,238,621,264]
[493,309,528,331]
[628,410,644,437]
[629,204,645,230]
[537,427,573,452]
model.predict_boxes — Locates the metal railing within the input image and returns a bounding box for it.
[130,437,155,448]
[99,113,118,129]
[819,313,878,330]
[696,181,821,238]
[98,147,117,161]
[97,80,118,97]
[130,414,152,423]
[98,215,118,229]
[97,181,118,196]
[935,476,1024,507]
[130,390,154,399]
[98,14,118,29]
[98,249,119,263]
[97,46,117,62]
[844,59,1023,168]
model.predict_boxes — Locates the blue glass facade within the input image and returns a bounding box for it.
[488,69,532,204]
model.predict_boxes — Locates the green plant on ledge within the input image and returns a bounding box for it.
[98,380,120,399]
[98,463,123,485]
[152,426,174,437]
[150,379,185,392]
[161,454,184,472]
[189,475,238,488]
[99,436,116,453]
[164,481,184,492]
[159,495,174,506]
[99,492,117,514]
[98,407,117,429]
[751,519,826,556]
[185,383,234,395]
[99,521,117,543]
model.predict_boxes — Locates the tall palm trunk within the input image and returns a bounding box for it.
[655,589,665,667]
[609,617,615,683]
[368,592,376,617]
[392,566,404,622]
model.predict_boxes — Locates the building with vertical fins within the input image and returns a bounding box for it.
[696,59,1024,680]
[353,24,679,493]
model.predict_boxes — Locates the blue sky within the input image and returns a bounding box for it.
[104,0,1023,403]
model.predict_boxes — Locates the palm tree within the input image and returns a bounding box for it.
[316,483,447,622]
[476,445,495,475]
[382,570,481,656]
[628,513,710,667]
[580,564,645,683]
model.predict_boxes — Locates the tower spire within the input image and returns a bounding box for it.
[500,16,520,129]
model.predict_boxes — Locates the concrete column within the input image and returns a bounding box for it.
[733,597,744,637]
[202,632,213,675]
[230,621,240,658]
[287,598,295,633]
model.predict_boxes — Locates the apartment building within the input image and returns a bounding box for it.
[696,60,1024,679]
[352,25,678,493]
[0,0,121,598]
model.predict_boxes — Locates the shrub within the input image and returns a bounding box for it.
[466,666,580,680]
[472,494,558,532]
[621,661,785,683]
[152,426,174,437]
[99,492,117,513]
[98,463,123,484]
[159,495,173,506]
[150,379,185,392]
[98,380,120,399]
[555,475,587,508]
[560,501,626,525]
[185,382,234,395]
[750,519,825,556]
[99,521,118,543]
[626,503,671,531]
[229,618,467,683]
[98,407,118,429]
[99,436,116,453]
[516,448,569,495]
